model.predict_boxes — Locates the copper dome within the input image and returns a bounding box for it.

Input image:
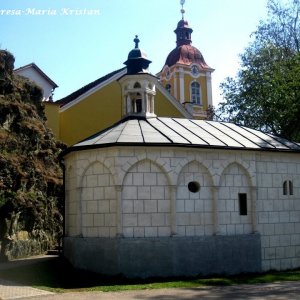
[165,44,210,68]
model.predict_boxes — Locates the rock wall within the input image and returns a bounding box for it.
[0,50,64,260]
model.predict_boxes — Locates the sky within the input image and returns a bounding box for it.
[0,0,269,106]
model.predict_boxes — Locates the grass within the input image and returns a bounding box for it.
[0,256,300,293]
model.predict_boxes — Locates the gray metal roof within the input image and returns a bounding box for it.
[67,117,300,153]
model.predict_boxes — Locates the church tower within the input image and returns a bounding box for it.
[158,1,214,119]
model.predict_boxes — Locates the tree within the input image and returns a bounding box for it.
[218,0,300,141]
[0,50,65,260]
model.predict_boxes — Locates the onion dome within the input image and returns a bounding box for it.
[165,44,210,68]
[124,35,152,74]
[165,19,211,69]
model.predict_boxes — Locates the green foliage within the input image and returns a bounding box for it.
[0,50,65,260]
[218,0,300,141]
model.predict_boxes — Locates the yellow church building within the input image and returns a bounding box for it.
[44,10,214,146]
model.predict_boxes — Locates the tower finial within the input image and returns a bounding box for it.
[180,0,185,20]
[134,35,140,48]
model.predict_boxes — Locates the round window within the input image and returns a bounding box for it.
[188,181,200,193]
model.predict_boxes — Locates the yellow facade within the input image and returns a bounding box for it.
[159,64,212,119]
[160,67,208,106]
[44,102,60,137]
[155,88,185,118]
[45,79,187,146]
[59,82,122,146]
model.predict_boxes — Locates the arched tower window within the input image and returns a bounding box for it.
[130,93,142,113]
[191,82,201,104]
[131,82,142,113]
[135,94,142,113]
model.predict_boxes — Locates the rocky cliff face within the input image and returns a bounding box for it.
[0,50,65,260]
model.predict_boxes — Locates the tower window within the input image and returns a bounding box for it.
[239,193,247,216]
[130,92,142,113]
[283,180,293,195]
[134,82,141,88]
[136,98,142,113]
[165,84,171,93]
[191,82,201,104]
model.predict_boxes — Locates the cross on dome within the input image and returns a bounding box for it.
[180,0,185,20]
[134,35,140,49]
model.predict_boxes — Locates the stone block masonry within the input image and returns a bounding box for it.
[64,147,300,276]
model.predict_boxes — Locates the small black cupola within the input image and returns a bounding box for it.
[124,35,152,74]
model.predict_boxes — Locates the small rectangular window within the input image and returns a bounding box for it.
[283,180,293,196]
[239,193,247,215]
